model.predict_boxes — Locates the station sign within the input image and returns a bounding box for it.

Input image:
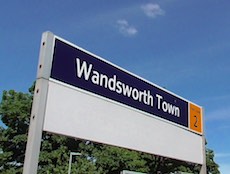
[23,32,205,174]
[51,39,203,134]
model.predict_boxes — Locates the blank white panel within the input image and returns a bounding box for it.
[43,80,203,164]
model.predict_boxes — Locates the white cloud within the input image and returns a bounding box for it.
[117,19,137,37]
[216,153,230,158]
[201,94,230,103]
[141,3,165,18]
[206,107,230,121]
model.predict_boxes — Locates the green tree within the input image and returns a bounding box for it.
[0,89,32,173]
[0,87,99,173]
[92,144,149,173]
[206,148,220,174]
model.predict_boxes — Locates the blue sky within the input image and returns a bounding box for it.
[1,1,230,173]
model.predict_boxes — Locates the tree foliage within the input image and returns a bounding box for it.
[206,148,220,174]
[0,89,32,174]
[0,84,221,174]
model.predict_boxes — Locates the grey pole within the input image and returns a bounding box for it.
[23,32,54,174]
[68,152,81,174]
[199,108,207,174]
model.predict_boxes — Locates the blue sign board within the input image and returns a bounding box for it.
[51,39,189,127]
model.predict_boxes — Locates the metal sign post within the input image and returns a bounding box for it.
[23,32,54,174]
